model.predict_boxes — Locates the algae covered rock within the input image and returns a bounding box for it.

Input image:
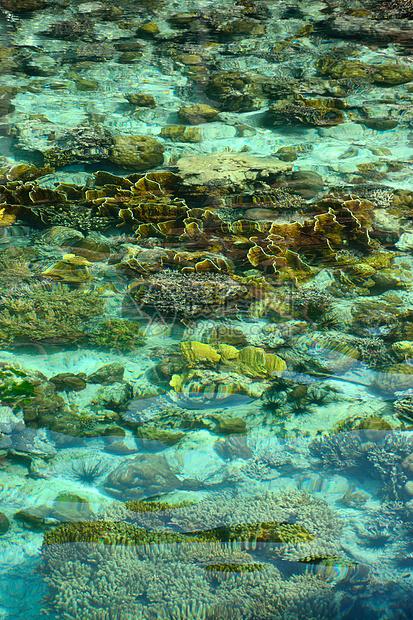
[49,372,87,392]
[42,225,84,246]
[177,103,220,125]
[134,424,185,449]
[87,362,125,385]
[15,494,94,530]
[75,78,99,91]
[51,493,94,522]
[216,416,247,435]
[126,93,156,107]
[160,125,202,142]
[0,0,45,10]
[266,97,346,127]
[109,135,164,170]
[92,382,133,411]
[206,71,260,112]
[318,57,413,85]
[214,435,252,460]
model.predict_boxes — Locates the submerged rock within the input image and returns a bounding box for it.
[92,382,133,411]
[109,135,164,170]
[176,152,292,190]
[0,512,10,535]
[87,363,125,385]
[177,103,220,125]
[0,0,44,10]
[49,372,87,392]
[104,453,202,500]
[370,363,413,394]
[126,93,156,107]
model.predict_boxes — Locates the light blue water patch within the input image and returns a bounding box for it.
[0,560,46,620]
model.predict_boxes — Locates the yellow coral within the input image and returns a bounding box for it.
[238,346,286,378]
[181,341,221,365]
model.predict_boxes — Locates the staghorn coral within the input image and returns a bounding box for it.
[0,254,34,291]
[38,202,110,232]
[351,336,393,368]
[40,490,343,619]
[125,500,196,513]
[310,431,412,499]
[380,0,413,18]
[45,124,113,167]
[88,318,146,352]
[124,269,251,321]
[291,287,334,322]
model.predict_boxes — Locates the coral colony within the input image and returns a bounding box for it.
[2,0,413,618]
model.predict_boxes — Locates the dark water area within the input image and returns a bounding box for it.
[1,0,413,618]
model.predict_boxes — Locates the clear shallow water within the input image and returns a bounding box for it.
[1,0,413,618]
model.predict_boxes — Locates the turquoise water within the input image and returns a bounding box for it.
[1,0,413,618]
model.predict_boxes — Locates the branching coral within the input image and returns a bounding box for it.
[40,490,343,619]
[0,283,104,345]
[124,269,251,321]
[310,431,412,499]
[89,318,146,352]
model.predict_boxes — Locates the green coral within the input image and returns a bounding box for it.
[184,521,314,544]
[0,283,104,345]
[89,318,146,351]
[43,147,76,168]
[42,520,189,546]
[42,519,313,548]
[125,499,197,512]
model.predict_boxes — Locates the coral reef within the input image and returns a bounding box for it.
[124,269,252,321]
[89,318,146,352]
[39,490,343,619]
[4,0,413,615]
[0,283,104,346]
[310,431,413,499]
